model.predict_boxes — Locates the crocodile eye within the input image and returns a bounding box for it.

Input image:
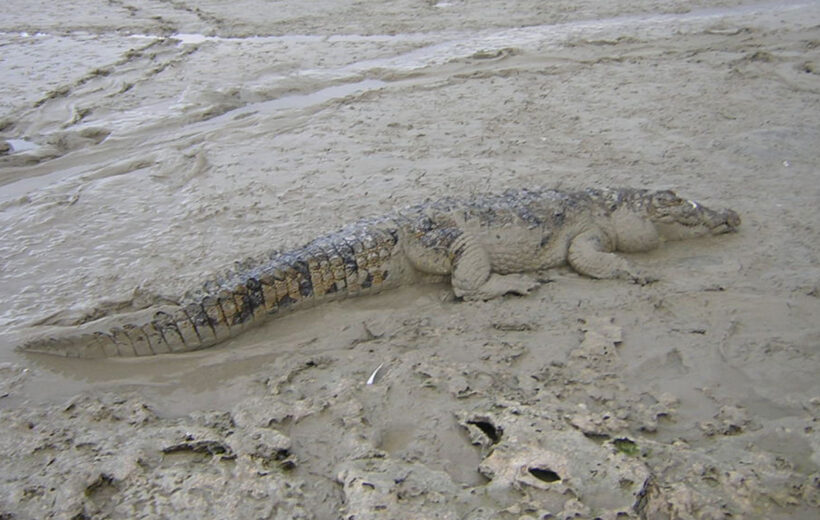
[653,190,682,207]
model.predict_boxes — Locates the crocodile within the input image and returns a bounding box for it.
[19,187,740,358]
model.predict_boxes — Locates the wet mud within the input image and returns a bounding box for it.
[1,1,819,518]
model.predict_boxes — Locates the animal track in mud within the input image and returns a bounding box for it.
[158,0,230,32]
[466,418,503,444]
[30,38,169,111]
[162,439,236,459]
[85,472,118,499]
[106,0,180,34]
[106,0,138,17]
[465,417,504,444]
[528,466,561,483]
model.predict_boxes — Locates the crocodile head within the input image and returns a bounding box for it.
[646,190,741,240]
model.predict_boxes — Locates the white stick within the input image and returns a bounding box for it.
[366,363,384,385]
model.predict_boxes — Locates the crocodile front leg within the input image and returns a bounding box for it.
[449,234,540,301]
[568,229,645,282]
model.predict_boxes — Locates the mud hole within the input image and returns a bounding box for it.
[1,1,819,518]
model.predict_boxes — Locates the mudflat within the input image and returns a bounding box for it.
[0,1,818,518]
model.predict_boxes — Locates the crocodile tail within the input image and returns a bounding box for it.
[18,221,402,358]
[17,305,219,358]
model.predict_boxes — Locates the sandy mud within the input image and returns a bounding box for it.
[1,0,819,518]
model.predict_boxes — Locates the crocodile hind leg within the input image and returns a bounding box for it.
[449,234,540,301]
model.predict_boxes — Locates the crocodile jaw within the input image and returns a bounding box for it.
[708,208,741,235]
[655,206,740,241]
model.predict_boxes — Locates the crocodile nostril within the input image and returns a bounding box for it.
[724,210,741,229]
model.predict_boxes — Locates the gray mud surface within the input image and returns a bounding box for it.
[1,1,819,518]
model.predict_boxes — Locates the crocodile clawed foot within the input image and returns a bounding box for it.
[459,274,541,301]
[629,272,659,286]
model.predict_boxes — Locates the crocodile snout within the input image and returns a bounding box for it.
[712,209,741,234]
